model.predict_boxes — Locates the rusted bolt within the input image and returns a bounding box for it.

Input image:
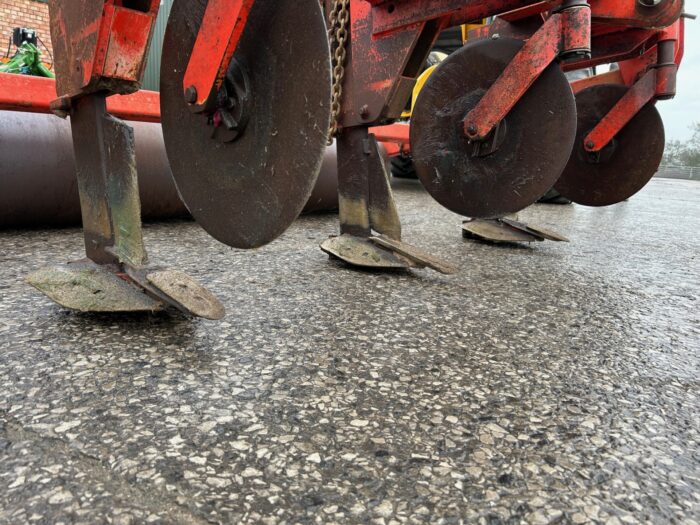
[184,86,198,104]
[360,105,370,119]
[49,96,72,119]
[50,96,71,112]
[467,124,478,135]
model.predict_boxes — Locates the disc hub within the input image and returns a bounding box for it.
[209,58,251,143]
[585,134,617,165]
[469,118,508,158]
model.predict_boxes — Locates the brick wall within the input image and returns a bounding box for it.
[0,0,53,65]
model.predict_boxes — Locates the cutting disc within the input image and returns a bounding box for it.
[160,0,331,248]
[410,38,577,219]
[555,84,665,207]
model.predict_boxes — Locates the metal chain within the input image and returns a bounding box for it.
[327,0,350,144]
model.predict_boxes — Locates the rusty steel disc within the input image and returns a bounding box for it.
[160,0,331,249]
[410,38,577,219]
[555,84,665,207]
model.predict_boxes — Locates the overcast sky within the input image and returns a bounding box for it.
[658,14,699,142]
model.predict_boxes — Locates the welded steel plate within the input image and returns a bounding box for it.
[321,235,416,270]
[161,0,331,248]
[500,218,569,242]
[463,219,542,243]
[370,236,458,275]
[555,84,665,207]
[147,270,225,321]
[463,218,568,244]
[411,38,577,219]
[27,261,163,313]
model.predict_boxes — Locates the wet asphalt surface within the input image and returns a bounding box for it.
[0,178,698,524]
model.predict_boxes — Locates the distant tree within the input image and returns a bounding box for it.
[663,122,700,167]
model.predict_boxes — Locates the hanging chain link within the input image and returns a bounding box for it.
[327,0,350,144]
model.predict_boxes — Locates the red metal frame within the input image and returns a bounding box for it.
[105,91,161,123]
[372,11,686,157]
[182,0,255,111]
[370,123,411,157]
[0,73,161,123]
[458,1,683,147]
[367,0,554,35]
[591,0,682,29]
[6,0,686,161]
[49,0,161,99]
[570,69,623,94]
[100,3,159,82]
[582,69,658,152]
[563,28,662,73]
[580,20,683,153]
[463,5,590,140]
[334,0,568,131]
[498,0,682,29]
[0,81,415,164]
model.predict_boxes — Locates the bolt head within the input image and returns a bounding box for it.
[586,140,595,149]
[467,124,478,135]
[185,86,198,104]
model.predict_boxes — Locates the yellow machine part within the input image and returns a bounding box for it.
[401,21,488,119]
[462,22,487,43]
[401,64,440,118]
